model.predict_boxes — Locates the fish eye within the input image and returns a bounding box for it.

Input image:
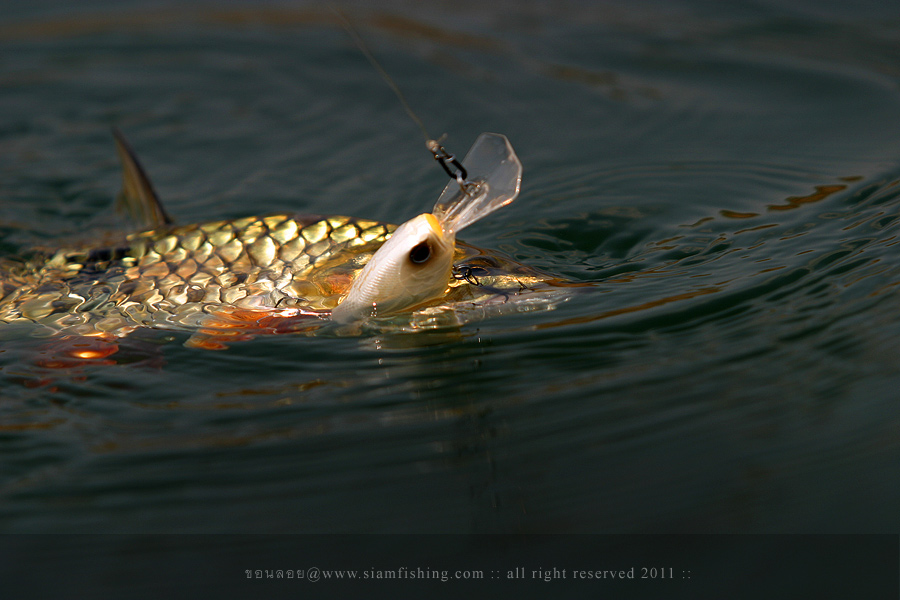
[408,240,432,265]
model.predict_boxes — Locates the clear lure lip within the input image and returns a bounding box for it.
[431,133,522,236]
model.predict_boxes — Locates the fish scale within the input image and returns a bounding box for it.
[0,214,397,336]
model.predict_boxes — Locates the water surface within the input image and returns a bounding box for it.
[2,1,900,539]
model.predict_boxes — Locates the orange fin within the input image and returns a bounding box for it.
[184,306,328,349]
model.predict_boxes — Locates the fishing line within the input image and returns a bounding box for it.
[332,8,476,196]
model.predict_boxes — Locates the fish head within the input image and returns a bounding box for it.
[330,212,456,322]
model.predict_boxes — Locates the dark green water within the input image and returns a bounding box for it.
[2,0,900,543]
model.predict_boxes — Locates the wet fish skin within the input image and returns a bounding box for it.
[0,213,394,336]
[0,211,576,346]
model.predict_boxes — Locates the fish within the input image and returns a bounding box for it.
[0,130,577,350]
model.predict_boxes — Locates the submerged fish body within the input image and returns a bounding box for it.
[0,132,575,348]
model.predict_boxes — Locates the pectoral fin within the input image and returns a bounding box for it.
[112,127,173,229]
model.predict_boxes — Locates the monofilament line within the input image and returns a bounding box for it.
[332,7,433,144]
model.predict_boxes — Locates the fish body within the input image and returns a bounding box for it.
[0,131,575,348]
[1,214,389,333]
[0,213,563,344]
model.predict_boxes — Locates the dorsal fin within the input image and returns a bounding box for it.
[111,127,173,229]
